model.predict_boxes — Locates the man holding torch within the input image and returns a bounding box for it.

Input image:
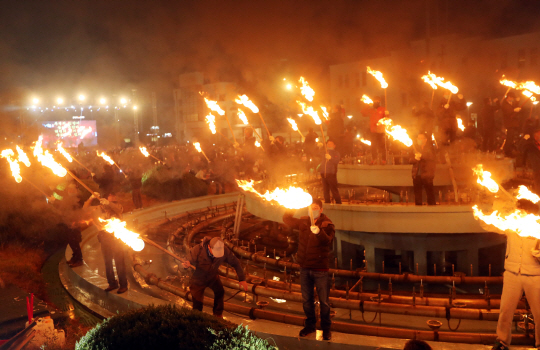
[319,140,342,205]
[182,237,248,318]
[361,96,388,164]
[436,92,466,145]
[283,199,335,341]
[411,133,436,206]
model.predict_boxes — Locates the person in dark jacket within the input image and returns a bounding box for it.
[361,96,388,163]
[182,236,248,318]
[283,198,335,341]
[413,101,435,137]
[479,97,500,152]
[522,129,540,192]
[411,133,436,205]
[319,140,342,204]
[436,93,466,145]
[501,91,522,157]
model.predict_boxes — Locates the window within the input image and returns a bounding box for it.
[531,48,538,66]
[518,49,526,68]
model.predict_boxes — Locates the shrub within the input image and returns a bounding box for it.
[209,324,278,350]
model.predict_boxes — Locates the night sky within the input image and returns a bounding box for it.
[1,0,539,103]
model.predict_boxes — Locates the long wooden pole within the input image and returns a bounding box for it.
[21,176,49,197]
[223,114,237,144]
[258,112,271,138]
[141,237,195,269]
[65,169,94,194]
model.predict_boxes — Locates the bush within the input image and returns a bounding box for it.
[209,325,277,350]
[76,305,233,350]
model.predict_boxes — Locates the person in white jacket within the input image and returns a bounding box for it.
[492,199,540,350]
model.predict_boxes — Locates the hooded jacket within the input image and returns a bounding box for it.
[188,236,245,283]
[283,212,335,269]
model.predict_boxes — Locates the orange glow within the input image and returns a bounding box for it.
[56,142,73,162]
[376,118,413,147]
[299,77,315,102]
[472,205,540,239]
[33,136,67,177]
[361,94,373,104]
[235,95,259,113]
[287,118,299,131]
[522,90,537,102]
[367,67,388,89]
[1,149,22,183]
[473,164,499,193]
[238,109,249,125]
[255,140,261,148]
[421,71,458,94]
[98,218,145,251]
[516,185,540,203]
[320,106,329,120]
[457,118,465,131]
[193,142,203,153]
[360,138,371,146]
[96,151,115,165]
[16,146,31,167]
[139,146,150,157]
[297,101,322,125]
[205,114,217,134]
[500,76,540,94]
[236,179,313,209]
[203,97,225,115]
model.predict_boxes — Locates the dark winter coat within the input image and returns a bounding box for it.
[188,236,245,284]
[501,99,520,129]
[411,143,436,179]
[283,212,335,269]
[319,148,340,175]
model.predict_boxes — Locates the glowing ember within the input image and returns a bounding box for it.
[33,136,67,177]
[96,151,115,165]
[367,67,388,89]
[238,109,249,125]
[16,146,31,167]
[361,94,373,104]
[205,114,217,134]
[287,118,299,131]
[99,218,145,251]
[516,185,540,203]
[376,118,413,147]
[139,146,150,157]
[235,95,259,113]
[299,77,315,102]
[320,106,329,120]
[236,179,313,209]
[56,142,73,162]
[297,101,322,125]
[472,205,540,240]
[421,71,459,94]
[203,97,225,115]
[1,149,22,183]
[472,164,499,193]
[193,142,203,153]
[360,138,371,146]
[457,118,465,131]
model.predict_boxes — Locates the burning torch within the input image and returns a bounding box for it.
[287,118,305,142]
[204,96,238,146]
[139,146,165,164]
[193,142,210,162]
[367,67,389,107]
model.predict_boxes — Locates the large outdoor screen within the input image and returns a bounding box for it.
[41,120,97,148]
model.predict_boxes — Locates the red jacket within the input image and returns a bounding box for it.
[362,106,387,133]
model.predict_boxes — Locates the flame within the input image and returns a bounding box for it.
[457,118,465,131]
[235,95,259,113]
[500,77,516,89]
[516,185,540,203]
[472,164,499,193]
[421,71,458,94]
[96,151,115,165]
[1,149,22,183]
[236,179,313,209]
[376,118,413,147]
[16,146,31,167]
[139,146,150,157]
[522,90,537,102]
[361,94,373,104]
[287,118,299,131]
[299,77,315,102]
[320,106,329,120]
[203,97,225,115]
[56,142,73,162]
[360,138,371,146]
[255,140,261,148]
[297,101,322,125]
[500,76,540,94]
[472,205,540,239]
[367,67,388,89]
[193,142,203,153]
[33,136,67,177]
[205,114,217,134]
[238,109,249,125]
[98,218,145,251]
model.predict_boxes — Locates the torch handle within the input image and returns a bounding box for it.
[150,154,164,164]
[447,93,453,105]
[430,90,435,109]
[72,156,93,174]
[141,237,196,269]
[66,169,94,194]
[21,176,49,197]
[201,150,211,163]
[223,113,237,144]
[258,112,272,138]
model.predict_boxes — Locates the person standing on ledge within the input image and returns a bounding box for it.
[319,140,342,204]
[283,199,335,341]
[411,133,436,206]
[182,237,248,318]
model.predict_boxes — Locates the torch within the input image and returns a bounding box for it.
[1,148,51,197]
[238,109,265,150]
[56,142,94,175]
[421,71,459,106]
[235,95,271,139]
[139,146,164,164]
[367,67,389,107]
[287,118,305,142]
[96,151,127,178]
[204,97,238,144]
[193,142,210,162]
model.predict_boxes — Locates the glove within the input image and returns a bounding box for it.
[182,260,191,269]
[524,134,531,140]
[384,110,390,116]
[301,137,305,143]
[514,107,521,112]
[47,196,56,203]
[444,104,450,109]
[92,192,100,199]
[457,94,464,99]
[269,135,275,142]
[325,153,332,160]
[233,142,240,149]
[310,225,320,234]
[239,280,249,292]
[415,152,422,160]
[99,198,109,205]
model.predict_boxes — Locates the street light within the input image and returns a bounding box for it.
[286,83,292,90]
[133,105,138,110]
[57,97,64,105]
[99,98,106,104]
[120,97,127,105]
[466,102,473,107]
[32,98,39,105]
[466,102,473,120]
[347,115,353,119]
[78,94,85,102]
